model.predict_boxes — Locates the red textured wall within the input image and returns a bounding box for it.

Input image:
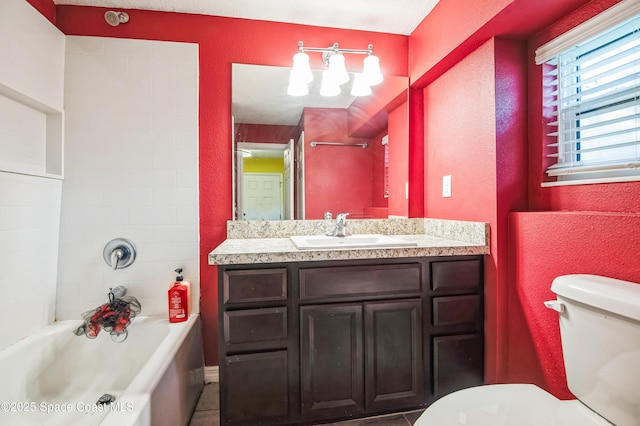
[370,130,388,210]
[388,101,409,217]
[409,0,632,391]
[408,88,425,218]
[302,108,373,219]
[55,5,407,365]
[348,75,408,137]
[422,41,497,221]
[508,212,640,399]
[409,0,602,88]
[502,0,640,398]
[423,39,502,381]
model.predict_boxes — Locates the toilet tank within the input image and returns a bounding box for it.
[550,274,640,426]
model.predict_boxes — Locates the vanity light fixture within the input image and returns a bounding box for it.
[350,73,372,97]
[288,41,383,97]
[320,70,341,97]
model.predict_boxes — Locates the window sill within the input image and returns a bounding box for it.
[541,175,640,187]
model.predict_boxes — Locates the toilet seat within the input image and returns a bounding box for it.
[413,384,612,426]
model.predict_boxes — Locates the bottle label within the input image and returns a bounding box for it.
[169,287,187,321]
[170,294,182,308]
[169,309,185,318]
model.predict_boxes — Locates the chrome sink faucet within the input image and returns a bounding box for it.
[328,212,350,237]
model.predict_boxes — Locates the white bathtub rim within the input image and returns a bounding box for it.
[102,314,201,426]
[0,314,201,398]
[123,314,201,396]
[0,319,74,359]
[0,314,201,426]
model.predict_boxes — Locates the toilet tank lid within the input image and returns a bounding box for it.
[552,274,640,322]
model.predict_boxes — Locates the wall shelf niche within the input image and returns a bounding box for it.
[0,82,63,180]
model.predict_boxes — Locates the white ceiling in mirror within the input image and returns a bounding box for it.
[233,64,358,126]
[52,0,440,35]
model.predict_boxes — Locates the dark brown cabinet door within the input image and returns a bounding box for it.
[300,303,364,418]
[222,351,289,424]
[364,299,424,411]
[432,333,484,398]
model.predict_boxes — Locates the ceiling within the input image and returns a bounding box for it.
[52,0,440,35]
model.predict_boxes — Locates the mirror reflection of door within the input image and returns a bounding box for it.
[235,142,294,220]
[296,131,305,219]
[283,138,294,220]
[242,172,282,220]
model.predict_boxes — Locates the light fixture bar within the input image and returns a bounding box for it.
[289,41,383,97]
[297,41,373,57]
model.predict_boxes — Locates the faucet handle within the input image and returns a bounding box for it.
[103,238,137,270]
[336,212,349,222]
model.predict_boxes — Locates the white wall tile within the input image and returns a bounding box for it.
[0,0,65,109]
[65,36,105,55]
[0,172,61,351]
[65,53,129,76]
[58,37,199,319]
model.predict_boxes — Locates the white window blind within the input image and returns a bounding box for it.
[538,2,640,183]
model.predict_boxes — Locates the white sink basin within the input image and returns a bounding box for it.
[290,234,418,250]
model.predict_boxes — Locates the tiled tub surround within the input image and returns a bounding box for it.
[209,218,489,264]
[58,36,200,319]
[0,0,65,352]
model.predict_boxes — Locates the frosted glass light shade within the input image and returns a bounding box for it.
[350,73,372,96]
[320,71,341,97]
[287,75,309,96]
[363,54,383,86]
[291,51,313,84]
[328,53,349,85]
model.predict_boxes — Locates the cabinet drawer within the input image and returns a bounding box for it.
[431,259,482,292]
[432,295,481,328]
[223,268,287,305]
[224,307,287,345]
[300,263,421,302]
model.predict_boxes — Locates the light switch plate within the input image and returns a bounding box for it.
[442,175,452,197]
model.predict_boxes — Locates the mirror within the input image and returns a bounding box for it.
[232,63,409,220]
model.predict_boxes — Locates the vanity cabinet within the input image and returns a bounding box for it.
[218,256,483,426]
[299,262,424,420]
[429,259,484,398]
[220,268,292,424]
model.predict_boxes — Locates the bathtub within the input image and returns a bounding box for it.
[0,315,204,426]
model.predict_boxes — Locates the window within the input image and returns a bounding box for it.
[536,2,640,185]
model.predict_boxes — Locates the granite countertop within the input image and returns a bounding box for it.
[209,218,490,265]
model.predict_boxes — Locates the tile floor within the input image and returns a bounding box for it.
[188,382,425,426]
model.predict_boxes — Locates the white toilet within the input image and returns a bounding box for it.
[415,274,640,426]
